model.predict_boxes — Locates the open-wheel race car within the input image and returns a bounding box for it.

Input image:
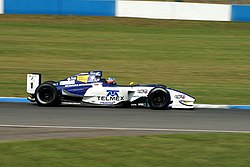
[26,70,195,110]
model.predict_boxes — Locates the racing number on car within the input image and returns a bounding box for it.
[30,77,34,89]
[27,73,41,94]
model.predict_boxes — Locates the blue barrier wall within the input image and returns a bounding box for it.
[62,0,115,16]
[231,5,250,22]
[4,0,60,14]
[4,0,115,16]
[3,1,250,22]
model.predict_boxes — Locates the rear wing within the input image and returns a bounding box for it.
[26,73,41,94]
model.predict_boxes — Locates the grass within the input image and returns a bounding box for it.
[0,15,250,104]
[0,133,250,167]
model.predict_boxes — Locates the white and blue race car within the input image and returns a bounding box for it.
[26,70,195,110]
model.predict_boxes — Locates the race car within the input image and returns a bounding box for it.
[26,70,195,109]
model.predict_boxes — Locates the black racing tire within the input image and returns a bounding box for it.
[35,83,60,106]
[148,87,171,110]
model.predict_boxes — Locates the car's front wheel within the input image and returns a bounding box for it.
[35,83,60,106]
[148,87,170,110]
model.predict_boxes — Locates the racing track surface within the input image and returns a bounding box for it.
[1,102,250,140]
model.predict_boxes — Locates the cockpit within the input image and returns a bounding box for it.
[76,71,116,85]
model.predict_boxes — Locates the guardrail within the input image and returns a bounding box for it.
[152,0,250,4]
[0,0,3,14]
[3,0,115,16]
[232,5,250,21]
[0,1,250,22]
[116,1,231,21]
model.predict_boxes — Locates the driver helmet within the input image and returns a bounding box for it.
[106,77,116,85]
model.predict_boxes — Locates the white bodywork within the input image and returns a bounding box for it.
[81,83,195,109]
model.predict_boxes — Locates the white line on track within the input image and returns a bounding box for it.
[0,124,250,133]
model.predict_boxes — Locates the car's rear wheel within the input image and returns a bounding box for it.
[35,83,60,106]
[148,87,170,110]
[43,81,56,85]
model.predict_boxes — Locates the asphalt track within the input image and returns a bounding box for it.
[1,102,250,140]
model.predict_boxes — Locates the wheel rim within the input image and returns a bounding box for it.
[38,88,54,103]
[151,91,167,107]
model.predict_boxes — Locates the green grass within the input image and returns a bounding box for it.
[1,133,250,167]
[0,15,250,104]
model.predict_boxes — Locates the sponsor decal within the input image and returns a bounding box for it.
[97,90,125,102]
[90,71,102,77]
[77,75,89,83]
[65,84,86,87]
[106,90,119,97]
[137,89,148,94]
[100,102,114,104]
[97,96,125,101]
[175,95,186,99]
[60,80,75,85]
[132,96,140,98]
